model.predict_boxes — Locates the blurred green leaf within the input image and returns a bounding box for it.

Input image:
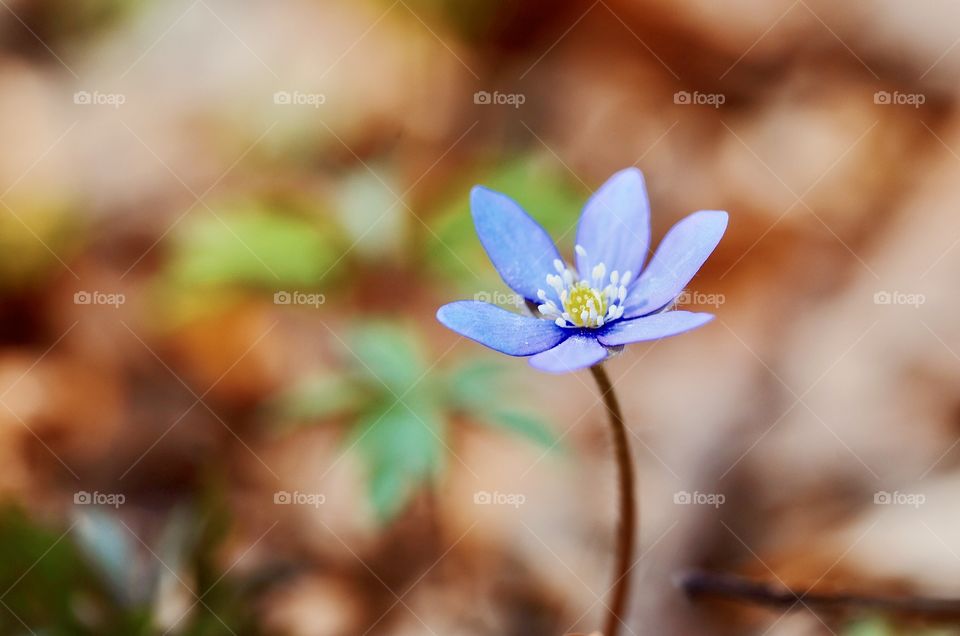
[0,504,258,635]
[445,359,560,449]
[482,410,558,449]
[273,373,367,424]
[347,322,429,396]
[0,506,92,633]
[842,616,952,636]
[445,358,505,409]
[271,322,559,522]
[842,617,889,636]
[354,400,444,522]
[167,202,338,289]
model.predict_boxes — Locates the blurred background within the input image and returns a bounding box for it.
[1,0,959,634]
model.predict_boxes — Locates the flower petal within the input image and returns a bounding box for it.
[472,185,563,302]
[622,210,728,318]
[528,335,608,374]
[437,301,568,356]
[597,311,714,346]
[575,167,650,280]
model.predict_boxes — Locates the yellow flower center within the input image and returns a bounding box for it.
[535,245,631,330]
[563,282,608,328]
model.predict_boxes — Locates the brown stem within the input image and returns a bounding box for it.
[679,569,960,621]
[589,364,636,636]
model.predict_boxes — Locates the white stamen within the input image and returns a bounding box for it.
[547,275,564,296]
[537,257,630,330]
[592,263,606,284]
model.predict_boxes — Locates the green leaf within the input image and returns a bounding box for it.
[272,373,366,425]
[483,410,559,449]
[353,400,445,521]
[843,617,953,636]
[843,617,894,636]
[445,358,507,409]
[166,202,338,289]
[347,322,429,396]
[443,357,560,449]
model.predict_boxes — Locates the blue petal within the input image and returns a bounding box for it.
[575,168,650,280]
[437,301,568,356]
[472,185,563,302]
[597,311,714,346]
[622,210,728,318]
[528,335,608,374]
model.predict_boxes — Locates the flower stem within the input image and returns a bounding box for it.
[589,364,636,636]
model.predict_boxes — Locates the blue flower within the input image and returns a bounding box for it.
[437,168,728,373]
